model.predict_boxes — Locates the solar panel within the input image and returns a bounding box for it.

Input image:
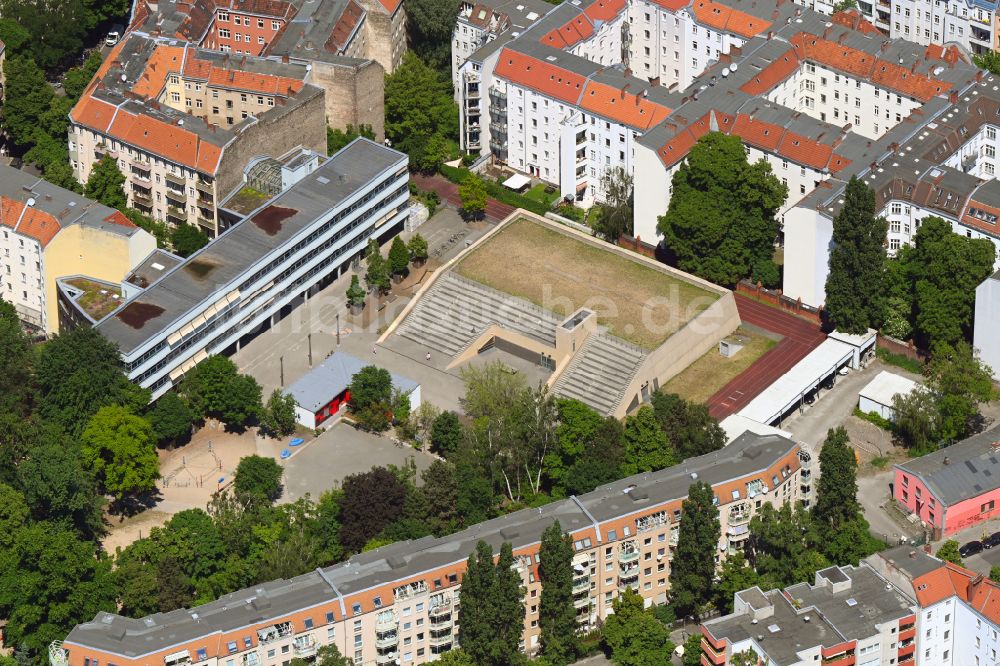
[966,460,979,473]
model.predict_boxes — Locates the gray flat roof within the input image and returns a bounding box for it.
[896,425,1000,507]
[95,139,406,355]
[705,565,913,663]
[125,249,185,290]
[65,431,797,657]
[284,352,418,412]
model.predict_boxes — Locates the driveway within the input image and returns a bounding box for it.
[280,421,438,502]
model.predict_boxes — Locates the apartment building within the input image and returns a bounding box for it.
[54,430,810,666]
[0,165,156,335]
[69,34,327,238]
[84,139,407,400]
[701,563,918,666]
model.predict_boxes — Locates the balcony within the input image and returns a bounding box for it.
[728,504,751,525]
[376,611,398,632]
[573,577,590,594]
[256,622,292,644]
[489,88,507,106]
[574,595,591,609]
[375,651,398,665]
[821,653,855,666]
[132,189,153,205]
[466,85,481,98]
[375,633,399,650]
[196,178,213,194]
[165,171,186,187]
[429,596,452,618]
[131,168,151,182]
[167,205,187,221]
[430,617,453,632]
[429,634,453,648]
[489,122,506,137]
[292,639,316,658]
[49,642,68,666]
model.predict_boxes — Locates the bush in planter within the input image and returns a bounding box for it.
[388,236,410,278]
[364,238,391,294]
[346,274,366,310]
[408,233,428,265]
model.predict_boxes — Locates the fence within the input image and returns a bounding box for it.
[876,333,928,363]
[615,234,656,259]
[735,280,824,325]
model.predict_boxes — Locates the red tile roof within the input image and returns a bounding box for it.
[326,0,365,53]
[109,109,224,173]
[656,111,734,166]
[584,0,627,22]
[540,15,595,49]
[374,0,402,13]
[579,80,673,130]
[913,562,1000,626]
[691,0,771,39]
[495,48,587,105]
[739,49,799,95]
[790,33,952,102]
[0,198,63,248]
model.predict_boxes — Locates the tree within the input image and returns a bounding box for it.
[925,341,995,444]
[17,439,103,538]
[657,132,786,286]
[181,355,262,428]
[63,50,103,101]
[261,389,297,437]
[459,173,488,220]
[416,460,459,535]
[602,588,673,666]
[81,406,160,500]
[156,554,195,612]
[234,455,284,505]
[538,521,577,666]
[146,392,194,446]
[327,124,375,154]
[315,645,353,666]
[388,236,410,277]
[649,392,725,460]
[833,0,858,11]
[936,539,963,566]
[433,651,476,666]
[0,0,91,68]
[564,417,626,495]
[714,552,760,614]
[823,177,888,333]
[408,233,429,264]
[892,387,939,454]
[593,167,633,242]
[0,523,116,656]
[405,0,462,73]
[346,274,366,308]
[85,154,128,210]
[37,326,149,437]
[748,503,829,588]
[669,481,720,618]
[171,224,210,258]
[1,56,53,147]
[348,365,394,431]
[430,410,463,456]
[339,467,408,552]
[681,634,703,666]
[622,405,676,475]
[900,216,995,349]
[364,238,391,294]
[0,485,29,548]
[0,19,31,55]
[990,566,1000,584]
[384,53,459,170]
[545,398,605,494]
[0,298,34,417]
[490,542,527,666]
[814,427,860,532]
[459,541,497,665]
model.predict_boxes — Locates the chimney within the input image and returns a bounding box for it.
[944,456,951,465]
[912,60,918,73]
[950,91,958,104]
[624,67,632,78]
[281,54,289,63]
[909,550,917,559]
[650,76,660,86]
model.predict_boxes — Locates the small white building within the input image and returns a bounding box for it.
[284,353,422,429]
[858,370,918,421]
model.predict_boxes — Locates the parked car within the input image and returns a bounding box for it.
[960,540,984,557]
[105,25,124,46]
[984,532,1000,549]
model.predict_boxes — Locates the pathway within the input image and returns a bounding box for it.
[412,172,516,222]
[706,294,826,418]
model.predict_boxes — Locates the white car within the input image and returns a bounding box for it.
[105,26,123,46]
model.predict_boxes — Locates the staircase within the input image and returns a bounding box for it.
[554,334,647,415]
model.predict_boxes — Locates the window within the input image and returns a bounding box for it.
[233,15,241,24]
[218,11,229,20]
[228,642,238,654]
[272,20,280,29]
[304,618,314,629]
[982,500,995,513]
[258,18,264,27]
[352,603,361,615]
[219,28,230,38]
[197,650,208,661]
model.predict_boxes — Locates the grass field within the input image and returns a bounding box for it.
[660,328,777,403]
[522,183,559,208]
[456,217,718,348]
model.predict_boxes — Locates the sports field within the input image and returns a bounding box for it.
[456,217,718,348]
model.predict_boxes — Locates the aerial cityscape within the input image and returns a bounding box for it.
[4,0,1000,664]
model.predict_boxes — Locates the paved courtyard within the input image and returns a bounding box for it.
[279,421,438,502]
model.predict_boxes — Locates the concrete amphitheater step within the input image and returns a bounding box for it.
[554,334,647,416]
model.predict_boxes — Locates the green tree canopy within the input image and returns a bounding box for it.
[538,521,577,666]
[649,391,725,460]
[593,167,634,243]
[459,174,488,219]
[0,298,34,417]
[348,365,394,431]
[180,355,262,428]
[17,437,104,538]
[602,588,673,666]
[346,274,366,307]
[405,0,462,73]
[327,124,375,154]
[748,503,830,588]
[171,224,210,258]
[146,392,195,446]
[339,467,408,552]
[936,539,963,566]
[2,55,56,150]
[234,455,284,505]
[714,551,760,614]
[85,154,128,210]
[388,236,410,276]
[261,389,297,438]
[0,523,116,657]
[430,410,463,457]
[408,233,429,263]
[459,541,525,666]
[657,132,786,286]
[824,177,888,333]
[37,325,149,436]
[622,405,676,475]
[669,481,720,618]
[927,341,996,443]
[814,427,860,532]
[385,53,458,171]
[81,406,160,500]
[364,238,391,294]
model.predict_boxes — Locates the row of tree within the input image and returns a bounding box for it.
[826,177,996,351]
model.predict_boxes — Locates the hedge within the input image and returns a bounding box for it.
[439,164,551,216]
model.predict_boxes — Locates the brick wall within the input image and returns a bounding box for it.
[736,280,824,325]
[308,58,385,140]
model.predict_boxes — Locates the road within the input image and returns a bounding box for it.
[706,295,826,418]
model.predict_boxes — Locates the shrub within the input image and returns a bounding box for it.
[875,347,924,374]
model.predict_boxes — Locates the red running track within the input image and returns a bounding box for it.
[411,173,516,222]
[706,294,826,419]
